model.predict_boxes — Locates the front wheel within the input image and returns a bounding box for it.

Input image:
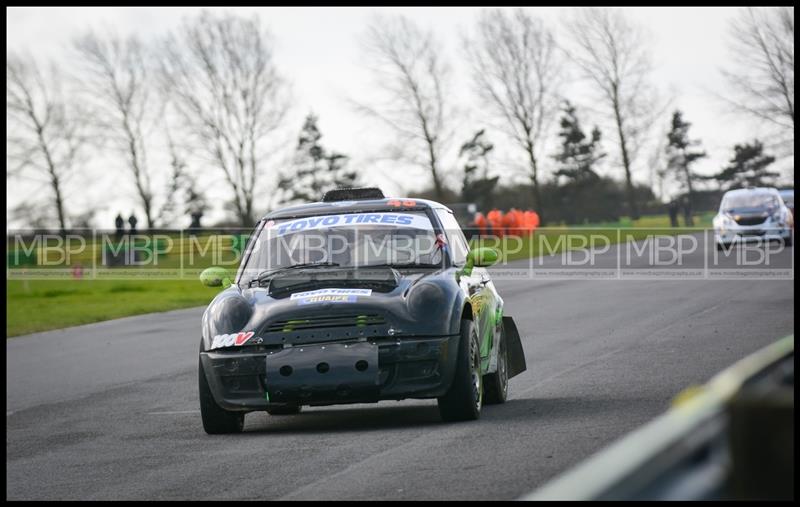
[199,359,245,434]
[438,319,482,422]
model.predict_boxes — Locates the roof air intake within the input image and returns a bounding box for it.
[322,187,385,202]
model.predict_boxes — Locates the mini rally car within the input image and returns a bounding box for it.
[198,188,527,433]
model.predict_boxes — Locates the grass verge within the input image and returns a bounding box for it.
[7,279,216,337]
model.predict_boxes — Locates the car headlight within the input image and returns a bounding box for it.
[207,294,253,336]
[407,282,444,319]
[715,214,733,228]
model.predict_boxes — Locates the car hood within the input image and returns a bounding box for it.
[202,266,462,349]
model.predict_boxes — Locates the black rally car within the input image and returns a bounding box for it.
[198,188,526,433]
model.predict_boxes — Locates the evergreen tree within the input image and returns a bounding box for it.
[459,129,498,212]
[665,111,706,226]
[552,101,605,183]
[278,113,357,204]
[711,140,779,190]
[550,102,606,224]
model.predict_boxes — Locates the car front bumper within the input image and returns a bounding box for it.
[715,223,792,244]
[200,335,461,411]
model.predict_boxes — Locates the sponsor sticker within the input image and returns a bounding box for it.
[290,288,372,305]
[210,331,255,350]
[298,294,356,305]
[268,213,432,237]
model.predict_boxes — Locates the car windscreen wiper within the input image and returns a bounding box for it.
[248,262,341,287]
[361,262,440,269]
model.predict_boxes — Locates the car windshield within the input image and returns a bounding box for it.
[240,211,443,283]
[721,193,779,210]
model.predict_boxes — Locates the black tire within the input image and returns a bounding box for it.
[266,404,302,416]
[438,319,482,422]
[783,234,792,247]
[483,325,508,405]
[716,242,728,251]
[199,359,245,434]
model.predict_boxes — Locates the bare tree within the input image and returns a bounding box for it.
[157,11,290,227]
[356,14,453,201]
[156,120,190,227]
[646,123,671,202]
[721,7,794,141]
[74,31,159,229]
[464,8,562,223]
[7,54,89,232]
[565,7,663,220]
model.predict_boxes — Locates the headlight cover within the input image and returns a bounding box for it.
[715,214,733,228]
[407,282,444,319]
[206,294,253,336]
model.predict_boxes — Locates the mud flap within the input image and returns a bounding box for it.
[503,316,527,379]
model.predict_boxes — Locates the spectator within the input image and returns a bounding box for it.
[525,211,540,234]
[114,213,124,239]
[189,210,203,237]
[474,212,488,237]
[487,209,505,237]
[128,213,138,236]
[667,200,679,227]
[503,208,521,237]
[681,196,694,227]
[520,211,532,234]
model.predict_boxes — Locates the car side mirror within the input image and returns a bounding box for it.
[462,247,498,275]
[200,266,233,288]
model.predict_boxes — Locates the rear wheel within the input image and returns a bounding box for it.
[483,325,508,405]
[438,319,482,422]
[199,359,245,434]
[266,404,302,416]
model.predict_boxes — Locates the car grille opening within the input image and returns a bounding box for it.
[264,314,386,333]
[734,216,767,226]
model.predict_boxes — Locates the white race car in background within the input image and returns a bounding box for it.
[779,188,794,218]
[713,187,793,249]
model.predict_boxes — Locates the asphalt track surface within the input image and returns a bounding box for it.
[6,233,794,500]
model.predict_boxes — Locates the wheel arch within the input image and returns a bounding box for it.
[447,288,473,335]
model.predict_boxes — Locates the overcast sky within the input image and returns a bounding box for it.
[6,6,794,228]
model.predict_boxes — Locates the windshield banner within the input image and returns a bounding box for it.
[268,213,432,237]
